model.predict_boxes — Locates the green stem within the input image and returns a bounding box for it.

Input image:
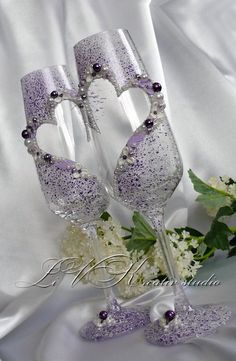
[195,247,216,261]
[207,187,236,201]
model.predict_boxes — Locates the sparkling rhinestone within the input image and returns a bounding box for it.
[26,125,34,132]
[73,172,80,179]
[86,75,93,82]
[27,144,38,155]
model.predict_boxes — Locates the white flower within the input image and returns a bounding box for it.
[118,146,135,167]
[72,164,89,179]
[60,220,201,299]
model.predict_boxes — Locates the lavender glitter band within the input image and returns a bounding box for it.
[21,65,77,123]
[74,29,147,93]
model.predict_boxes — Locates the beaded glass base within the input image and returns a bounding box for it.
[144,303,231,346]
[80,299,150,341]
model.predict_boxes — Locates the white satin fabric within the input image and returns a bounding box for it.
[0,0,236,360]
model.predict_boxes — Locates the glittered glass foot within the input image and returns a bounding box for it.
[144,304,231,346]
[80,299,150,341]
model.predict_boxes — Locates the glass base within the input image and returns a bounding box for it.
[80,299,150,341]
[144,304,231,346]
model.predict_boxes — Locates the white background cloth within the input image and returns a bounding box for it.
[0,0,236,360]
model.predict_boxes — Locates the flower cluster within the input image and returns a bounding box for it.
[60,217,201,299]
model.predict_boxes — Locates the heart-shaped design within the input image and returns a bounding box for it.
[80,64,183,213]
[21,66,109,224]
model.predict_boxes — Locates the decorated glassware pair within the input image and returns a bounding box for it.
[21,29,231,345]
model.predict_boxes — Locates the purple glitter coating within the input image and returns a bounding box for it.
[21,65,77,124]
[145,304,231,346]
[74,29,147,94]
[80,300,150,342]
[114,115,183,212]
[54,159,75,170]
[36,160,109,224]
[72,29,231,344]
[138,78,154,95]
[21,66,109,224]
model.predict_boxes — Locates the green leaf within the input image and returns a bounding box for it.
[132,212,157,240]
[215,205,235,219]
[188,170,232,210]
[100,211,111,221]
[204,221,232,250]
[203,206,234,250]
[126,212,157,254]
[228,247,236,258]
[126,238,156,254]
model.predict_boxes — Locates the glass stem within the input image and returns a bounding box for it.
[83,223,116,306]
[144,209,191,311]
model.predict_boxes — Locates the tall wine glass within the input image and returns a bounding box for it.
[74,29,231,345]
[21,65,149,341]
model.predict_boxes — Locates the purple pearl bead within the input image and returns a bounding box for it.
[43,153,52,162]
[144,118,154,129]
[165,310,176,322]
[50,90,58,98]
[21,129,30,139]
[99,310,108,320]
[93,63,102,73]
[152,82,162,92]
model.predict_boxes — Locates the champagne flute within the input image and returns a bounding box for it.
[74,29,231,345]
[21,65,149,341]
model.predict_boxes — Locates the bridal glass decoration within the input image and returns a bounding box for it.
[74,29,231,346]
[21,65,149,341]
